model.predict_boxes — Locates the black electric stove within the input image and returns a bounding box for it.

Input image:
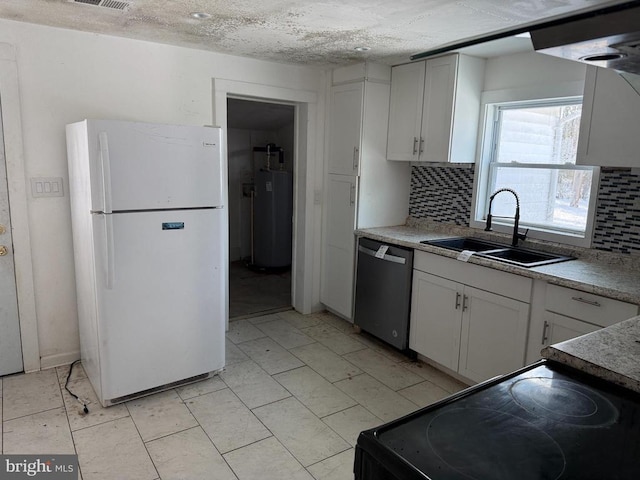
[355,361,640,480]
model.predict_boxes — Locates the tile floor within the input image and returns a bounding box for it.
[228,261,291,319]
[0,310,468,480]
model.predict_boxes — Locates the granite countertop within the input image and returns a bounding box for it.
[541,316,640,394]
[355,223,640,305]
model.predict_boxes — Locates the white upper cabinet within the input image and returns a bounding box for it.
[328,82,364,175]
[386,62,426,161]
[577,66,640,167]
[387,53,485,163]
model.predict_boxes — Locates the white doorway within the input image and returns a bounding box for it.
[0,104,23,376]
[227,98,295,319]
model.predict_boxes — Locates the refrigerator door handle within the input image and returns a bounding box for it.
[98,132,113,214]
[104,214,115,289]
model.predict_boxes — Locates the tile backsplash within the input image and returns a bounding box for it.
[409,165,474,226]
[409,165,640,255]
[592,168,640,254]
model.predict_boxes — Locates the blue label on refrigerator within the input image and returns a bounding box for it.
[162,222,184,230]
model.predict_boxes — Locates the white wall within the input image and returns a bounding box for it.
[483,51,586,92]
[0,18,325,370]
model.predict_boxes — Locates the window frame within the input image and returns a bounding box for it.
[471,92,600,248]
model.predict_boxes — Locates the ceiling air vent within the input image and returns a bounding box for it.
[71,0,130,11]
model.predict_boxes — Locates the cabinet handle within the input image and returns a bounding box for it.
[353,146,359,171]
[455,292,461,310]
[419,137,425,154]
[541,320,550,344]
[571,296,601,307]
[350,184,356,206]
[462,294,468,311]
[412,137,418,155]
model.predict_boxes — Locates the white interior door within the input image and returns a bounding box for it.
[0,109,23,376]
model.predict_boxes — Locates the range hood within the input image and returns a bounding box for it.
[530,1,640,76]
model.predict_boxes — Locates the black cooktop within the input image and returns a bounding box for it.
[355,361,640,480]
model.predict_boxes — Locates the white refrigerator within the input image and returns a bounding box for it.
[66,119,227,407]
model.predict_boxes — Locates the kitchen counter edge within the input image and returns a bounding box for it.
[355,225,640,306]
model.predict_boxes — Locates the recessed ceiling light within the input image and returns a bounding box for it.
[190,12,211,19]
[354,46,371,52]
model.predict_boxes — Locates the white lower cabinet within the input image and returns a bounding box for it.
[410,252,531,383]
[540,311,600,346]
[410,271,461,372]
[525,283,639,364]
[321,174,357,319]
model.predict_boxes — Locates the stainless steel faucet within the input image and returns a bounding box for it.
[484,188,528,247]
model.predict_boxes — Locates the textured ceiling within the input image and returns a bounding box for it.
[0,0,629,66]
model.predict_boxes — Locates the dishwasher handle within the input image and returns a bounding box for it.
[358,245,407,265]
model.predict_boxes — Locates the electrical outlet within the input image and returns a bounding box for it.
[31,177,64,198]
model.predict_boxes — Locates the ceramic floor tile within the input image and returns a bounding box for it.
[146,426,237,480]
[237,336,304,375]
[225,339,250,366]
[186,388,271,454]
[253,397,350,467]
[351,332,411,362]
[73,416,157,480]
[315,312,356,334]
[256,319,315,349]
[307,449,356,480]
[2,407,75,454]
[247,313,281,325]
[176,375,227,400]
[274,367,356,418]
[277,310,324,330]
[226,319,267,344]
[334,374,419,422]
[126,389,198,442]
[61,376,129,431]
[322,405,383,447]
[343,348,423,391]
[289,343,362,383]
[223,437,312,480]
[401,361,470,393]
[301,324,367,356]
[2,368,63,420]
[398,380,452,408]
[56,362,87,385]
[220,360,290,409]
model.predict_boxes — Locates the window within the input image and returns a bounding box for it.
[472,97,599,246]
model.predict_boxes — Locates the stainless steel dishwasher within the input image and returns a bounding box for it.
[354,237,413,352]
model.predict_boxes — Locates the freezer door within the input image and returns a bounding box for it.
[92,209,226,401]
[83,120,224,211]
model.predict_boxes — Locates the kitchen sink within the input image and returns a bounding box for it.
[478,247,574,268]
[421,237,574,268]
[420,237,508,252]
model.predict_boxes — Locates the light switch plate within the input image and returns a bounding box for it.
[31,177,64,198]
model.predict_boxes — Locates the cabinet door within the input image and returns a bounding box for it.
[409,271,462,371]
[328,83,363,175]
[321,174,357,319]
[577,66,640,167]
[419,55,457,163]
[458,287,529,383]
[386,62,425,161]
[542,312,600,346]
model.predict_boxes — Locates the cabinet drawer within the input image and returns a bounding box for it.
[545,284,638,327]
[414,250,532,302]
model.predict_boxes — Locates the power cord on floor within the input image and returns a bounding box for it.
[65,359,89,414]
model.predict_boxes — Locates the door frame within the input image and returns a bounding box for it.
[0,43,40,372]
[213,78,323,321]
